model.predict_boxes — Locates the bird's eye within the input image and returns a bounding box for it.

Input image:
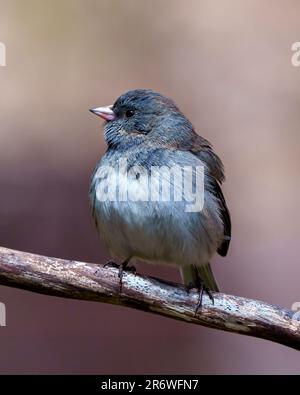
[125,109,135,118]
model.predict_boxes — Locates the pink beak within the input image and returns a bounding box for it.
[89,105,116,121]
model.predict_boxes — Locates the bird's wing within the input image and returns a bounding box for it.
[189,135,231,256]
[210,179,231,256]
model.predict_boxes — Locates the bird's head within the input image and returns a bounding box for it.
[90,89,194,149]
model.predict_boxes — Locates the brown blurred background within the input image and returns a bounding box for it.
[0,0,300,374]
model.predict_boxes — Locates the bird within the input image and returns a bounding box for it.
[89,89,231,310]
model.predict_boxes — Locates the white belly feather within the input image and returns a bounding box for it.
[90,161,223,268]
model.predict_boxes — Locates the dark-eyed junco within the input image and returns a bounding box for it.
[89,89,231,309]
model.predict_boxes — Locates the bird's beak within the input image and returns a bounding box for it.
[89,105,116,121]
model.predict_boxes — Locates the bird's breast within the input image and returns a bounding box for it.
[90,156,223,265]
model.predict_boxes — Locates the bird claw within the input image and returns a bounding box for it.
[118,264,136,293]
[186,281,214,315]
[94,260,119,275]
[118,265,136,278]
[102,259,136,293]
[103,260,120,269]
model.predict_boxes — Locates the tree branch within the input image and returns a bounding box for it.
[0,246,299,350]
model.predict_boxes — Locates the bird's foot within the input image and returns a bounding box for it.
[100,259,136,292]
[93,260,119,275]
[103,260,120,269]
[186,280,214,315]
[118,261,136,293]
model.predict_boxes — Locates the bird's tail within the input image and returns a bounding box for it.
[181,263,219,292]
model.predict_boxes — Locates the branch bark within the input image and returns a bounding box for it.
[0,246,299,350]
